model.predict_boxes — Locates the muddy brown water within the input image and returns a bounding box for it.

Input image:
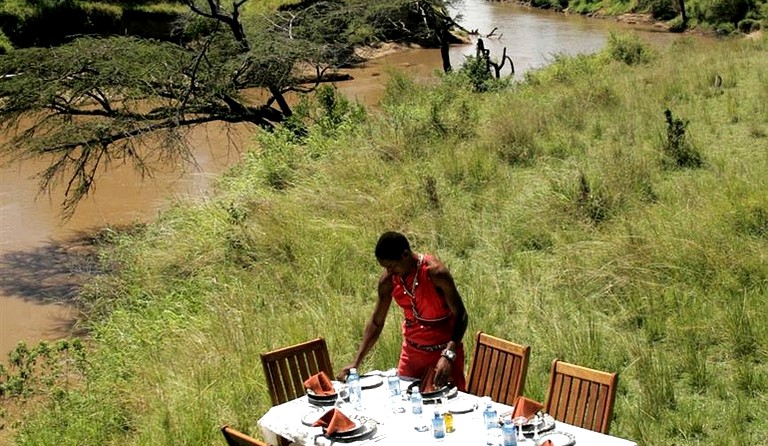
[0,1,685,361]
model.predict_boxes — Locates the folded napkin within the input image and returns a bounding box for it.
[512,395,544,421]
[312,408,356,435]
[304,371,335,396]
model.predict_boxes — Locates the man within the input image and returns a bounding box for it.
[338,231,468,390]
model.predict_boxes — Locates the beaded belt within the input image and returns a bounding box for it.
[406,338,449,352]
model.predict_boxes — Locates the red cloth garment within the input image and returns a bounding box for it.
[304,371,335,396]
[392,254,466,390]
[312,408,356,435]
[392,254,454,346]
[512,396,544,421]
[398,342,466,391]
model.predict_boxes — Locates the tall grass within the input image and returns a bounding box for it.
[3,33,768,446]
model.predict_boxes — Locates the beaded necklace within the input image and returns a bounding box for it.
[401,254,447,324]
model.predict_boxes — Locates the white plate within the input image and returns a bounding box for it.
[301,408,325,426]
[536,431,576,446]
[447,397,477,414]
[359,375,383,389]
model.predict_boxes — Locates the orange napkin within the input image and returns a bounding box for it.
[512,396,543,421]
[304,371,335,396]
[312,408,356,435]
[420,365,437,393]
[539,441,554,446]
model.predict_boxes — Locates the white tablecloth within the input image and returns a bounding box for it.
[257,372,637,446]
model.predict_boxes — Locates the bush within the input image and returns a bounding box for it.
[737,17,762,31]
[456,54,495,92]
[661,108,704,168]
[705,0,756,25]
[603,32,653,65]
[642,0,680,20]
[0,30,12,53]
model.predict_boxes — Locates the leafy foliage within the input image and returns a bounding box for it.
[0,0,457,216]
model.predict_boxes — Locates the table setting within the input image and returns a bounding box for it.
[258,369,637,446]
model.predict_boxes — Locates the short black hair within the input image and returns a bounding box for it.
[375,231,411,260]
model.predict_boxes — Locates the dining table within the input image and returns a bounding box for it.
[257,370,638,446]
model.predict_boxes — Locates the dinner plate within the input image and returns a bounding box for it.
[406,381,456,399]
[326,416,366,437]
[447,396,477,414]
[301,408,325,426]
[521,413,557,436]
[423,385,458,404]
[325,416,378,442]
[535,430,576,446]
[307,391,338,406]
[359,374,383,390]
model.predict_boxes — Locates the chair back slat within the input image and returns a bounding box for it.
[221,425,268,446]
[466,332,531,405]
[544,359,618,434]
[260,337,334,406]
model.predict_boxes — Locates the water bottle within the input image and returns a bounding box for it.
[347,368,362,410]
[410,385,423,415]
[432,410,446,439]
[387,369,400,396]
[502,418,517,446]
[483,399,499,445]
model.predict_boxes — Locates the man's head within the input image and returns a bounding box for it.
[375,231,413,276]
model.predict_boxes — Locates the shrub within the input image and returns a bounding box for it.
[0,30,12,53]
[705,0,755,25]
[661,108,704,168]
[456,54,496,93]
[603,32,653,65]
[642,0,680,20]
[737,17,762,31]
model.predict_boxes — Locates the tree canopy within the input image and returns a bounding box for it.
[0,0,458,216]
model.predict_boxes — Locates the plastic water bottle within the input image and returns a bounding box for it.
[432,410,446,439]
[347,368,362,410]
[483,399,499,445]
[387,369,400,396]
[411,385,423,415]
[502,418,517,446]
[411,386,428,431]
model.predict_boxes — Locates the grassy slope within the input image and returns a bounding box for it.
[7,33,768,446]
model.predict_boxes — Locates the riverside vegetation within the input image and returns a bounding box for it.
[1,32,767,446]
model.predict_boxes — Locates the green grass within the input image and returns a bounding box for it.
[2,32,768,446]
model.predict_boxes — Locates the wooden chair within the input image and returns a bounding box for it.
[260,337,334,406]
[466,331,531,405]
[544,359,618,434]
[221,425,269,446]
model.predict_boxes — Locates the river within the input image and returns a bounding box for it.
[0,1,682,360]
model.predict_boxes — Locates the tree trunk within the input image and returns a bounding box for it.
[439,28,452,73]
[678,0,688,27]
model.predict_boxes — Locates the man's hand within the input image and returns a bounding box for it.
[336,364,355,382]
[433,356,453,388]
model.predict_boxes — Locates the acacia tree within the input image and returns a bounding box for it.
[0,0,457,217]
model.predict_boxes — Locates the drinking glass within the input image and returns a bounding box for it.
[334,383,349,409]
[391,390,406,414]
[513,416,529,443]
[531,413,541,441]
